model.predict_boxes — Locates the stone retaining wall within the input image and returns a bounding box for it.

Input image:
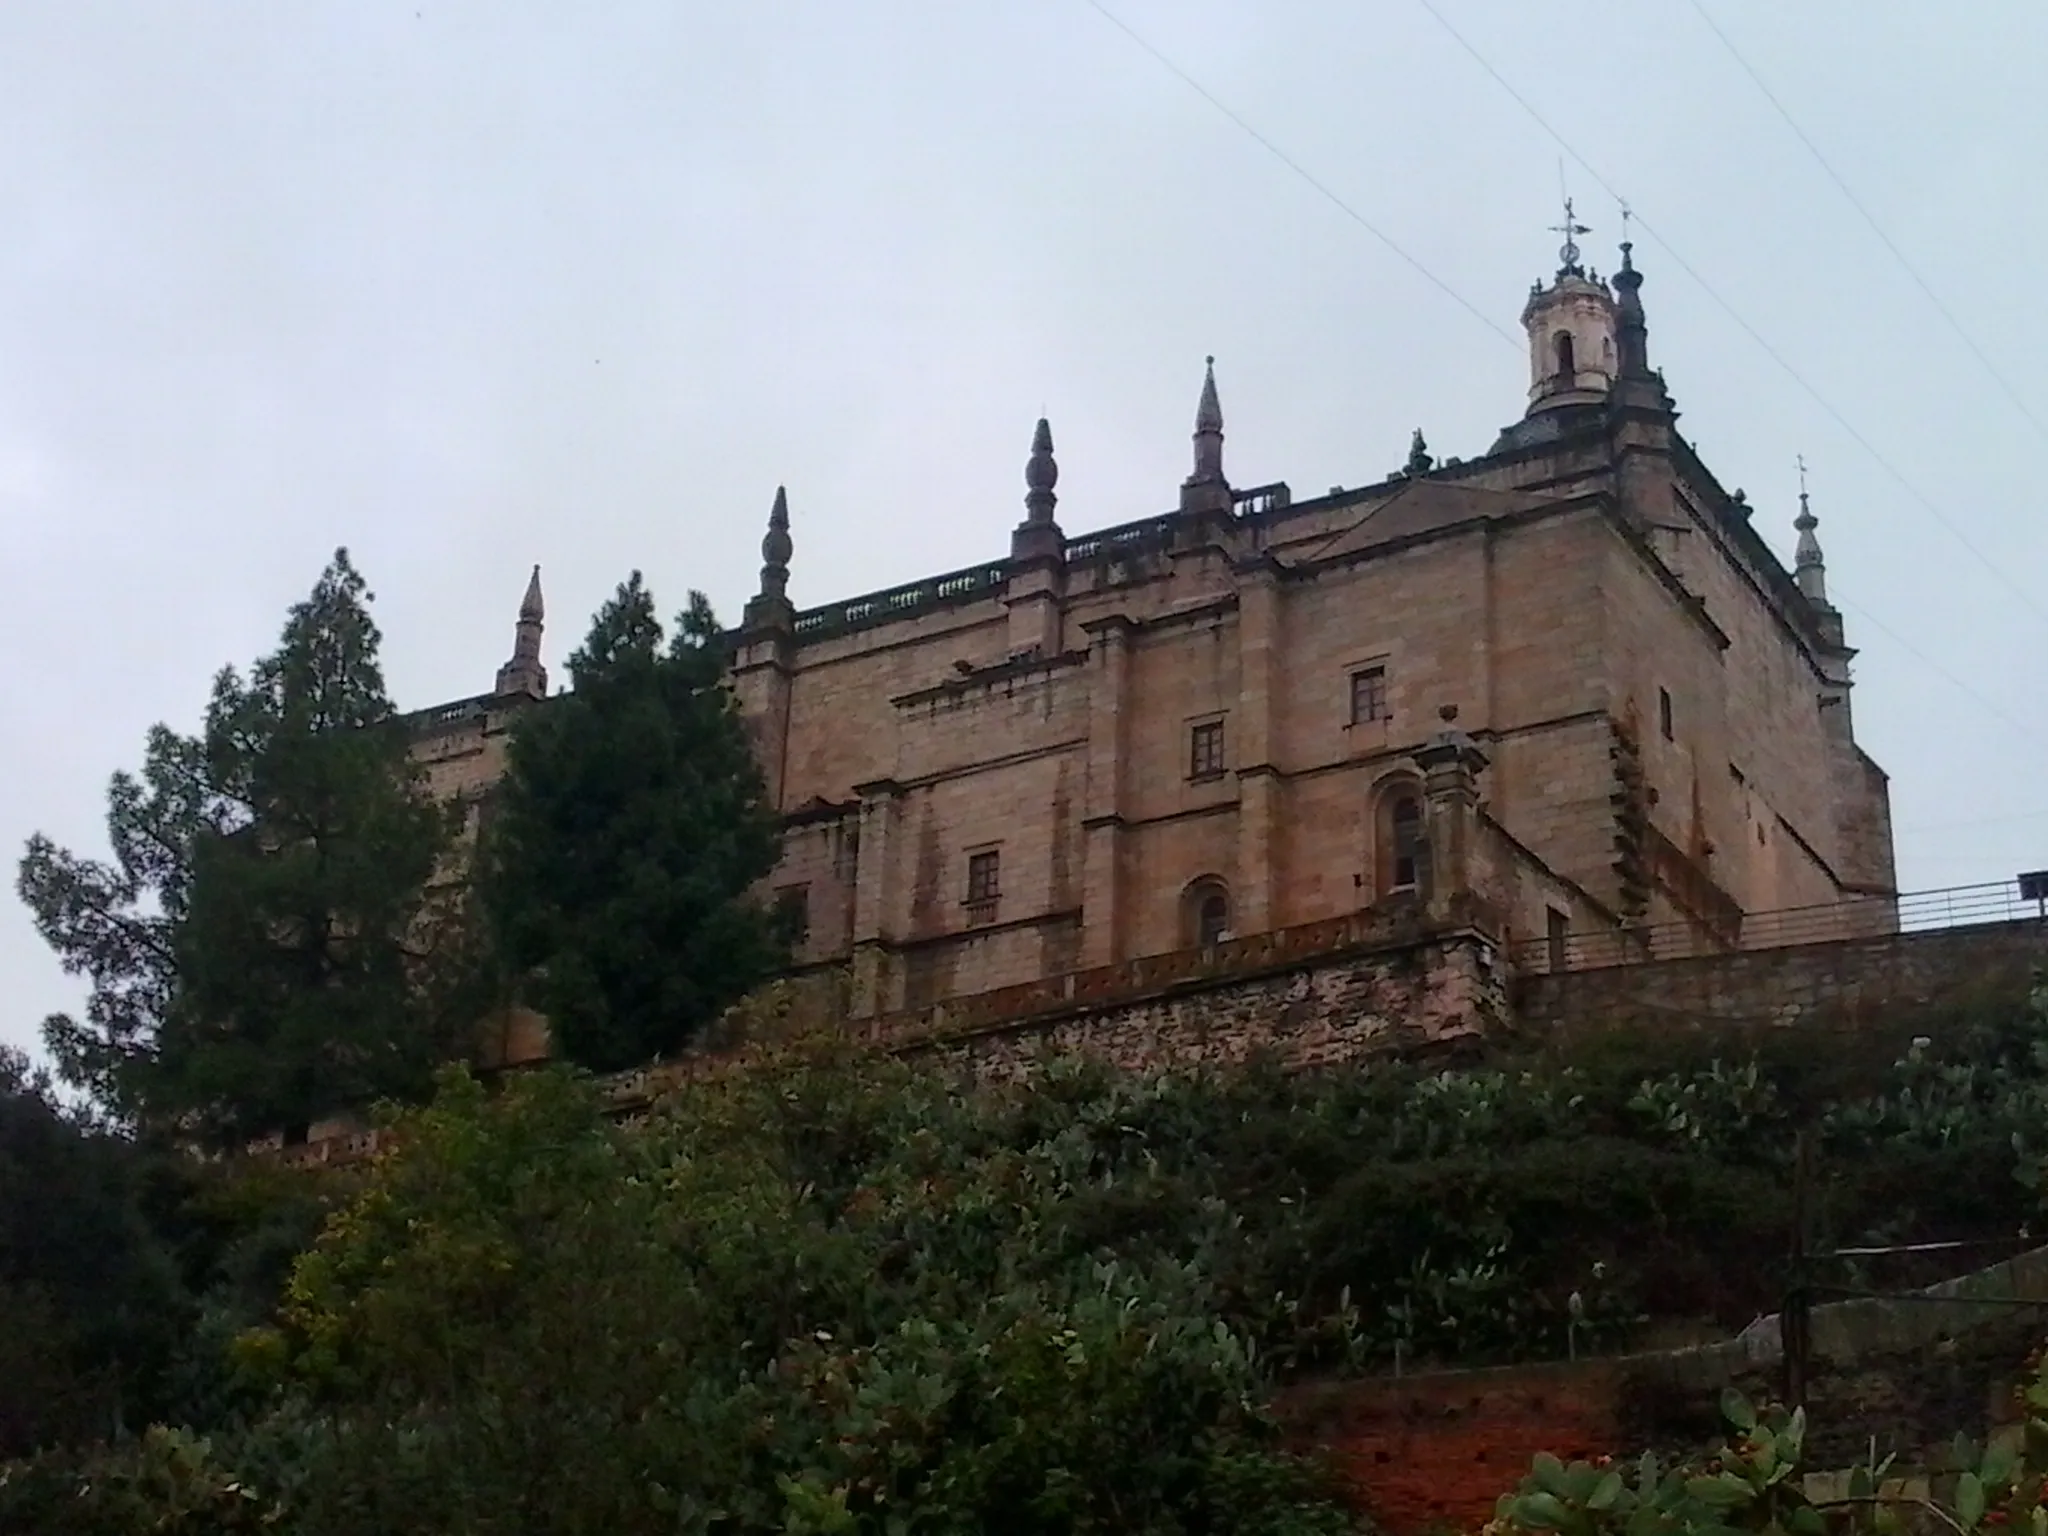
[1516,919,2048,1037]
[901,927,1506,1078]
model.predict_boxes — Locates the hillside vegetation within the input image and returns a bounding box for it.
[7,986,2048,1533]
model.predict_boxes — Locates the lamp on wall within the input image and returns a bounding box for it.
[2019,870,2048,918]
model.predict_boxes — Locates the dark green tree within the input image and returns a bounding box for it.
[18,550,471,1145]
[0,1045,185,1459]
[476,574,788,1072]
[15,728,206,1117]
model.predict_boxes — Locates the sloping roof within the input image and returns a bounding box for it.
[1289,477,1553,568]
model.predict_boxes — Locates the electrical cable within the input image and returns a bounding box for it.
[1079,0,1520,349]
[1409,0,2048,632]
[1684,0,2048,449]
[1077,1,2047,750]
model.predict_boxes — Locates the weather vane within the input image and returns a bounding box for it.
[1551,194,1590,272]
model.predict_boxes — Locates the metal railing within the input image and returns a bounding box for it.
[1513,879,2047,975]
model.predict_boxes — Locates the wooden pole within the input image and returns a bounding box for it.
[1784,1126,1814,1410]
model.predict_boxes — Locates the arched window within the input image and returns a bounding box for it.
[1182,878,1231,949]
[1553,330,1576,379]
[1374,783,1429,898]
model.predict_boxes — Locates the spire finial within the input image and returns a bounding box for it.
[1611,206,1651,379]
[1186,356,1225,491]
[759,485,792,601]
[1551,193,1590,275]
[495,564,549,698]
[1792,455,1830,607]
[1024,417,1059,524]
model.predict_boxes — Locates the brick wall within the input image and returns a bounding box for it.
[1280,1243,2048,1536]
[1281,1361,1626,1536]
[1516,919,2048,1036]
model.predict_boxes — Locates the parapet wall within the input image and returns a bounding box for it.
[1515,918,2048,1037]
[275,914,2045,1170]
[272,905,1508,1167]
[892,924,1506,1079]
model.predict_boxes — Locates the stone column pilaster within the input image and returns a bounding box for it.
[848,778,901,1018]
[728,625,794,811]
[1415,709,1489,921]
[1234,559,1280,935]
[1080,616,1132,966]
[1007,521,1067,658]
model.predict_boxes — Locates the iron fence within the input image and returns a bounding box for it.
[1512,878,2047,975]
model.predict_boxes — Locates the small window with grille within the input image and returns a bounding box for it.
[1350,666,1388,725]
[964,848,1001,925]
[1188,720,1225,780]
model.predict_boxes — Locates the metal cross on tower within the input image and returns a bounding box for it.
[1551,195,1590,273]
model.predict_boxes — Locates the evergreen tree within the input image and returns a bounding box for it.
[0,1045,185,1458]
[17,550,470,1145]
[477,574,787,1072]
[16,725,202,1118]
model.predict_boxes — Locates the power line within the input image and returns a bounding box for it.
[1408,0,2048,635]
[1683,0,2048,448]
[1894,809,2048,837]
[1076,0,2046,749]
[1830,591,2048,752]
[1078,0,1519,349]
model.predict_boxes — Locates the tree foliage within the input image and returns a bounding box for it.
[17,550,469,1143]
[476,574,788,1072]
[239,1046,1356,1535]
[10,988,2048,1531]
[0,1048,184,1460]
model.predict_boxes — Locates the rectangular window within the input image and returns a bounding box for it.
[1188,719,1225,779]
[964,848,1001,927]
[774,884,811,947]
[965,849,1001,905]
[1350,666,1388,725]
[1658,686,1674,741]
[1545,907,1570,973]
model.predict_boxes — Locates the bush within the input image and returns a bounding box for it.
[14,983,2048,1531]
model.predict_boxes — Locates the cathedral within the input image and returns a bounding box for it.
[408,230,1897,1037]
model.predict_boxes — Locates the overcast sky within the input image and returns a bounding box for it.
[5,2,2044,1061]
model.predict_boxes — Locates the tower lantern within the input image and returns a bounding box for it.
[1520,197,1619,416]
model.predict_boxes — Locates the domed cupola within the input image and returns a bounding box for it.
[1520,198,1619,415]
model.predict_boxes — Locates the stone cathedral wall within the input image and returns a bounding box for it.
[401,322,1894,1050]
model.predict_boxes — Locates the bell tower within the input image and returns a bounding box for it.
[1520,198,1619,415]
